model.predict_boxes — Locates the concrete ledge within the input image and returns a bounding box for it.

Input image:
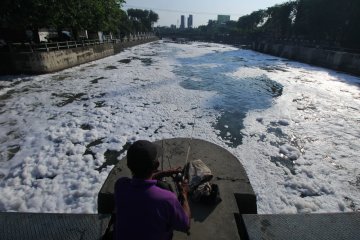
[242,212,360,240]
[0,37,158,74]
[0,212,110,240]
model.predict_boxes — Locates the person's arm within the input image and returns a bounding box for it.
[170,179,191,233]
[152,167,182,180]
[181,190,191,222]
[178,181,191,228]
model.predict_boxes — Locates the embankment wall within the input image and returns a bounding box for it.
[252,42,360,76]
[0,37,158,74]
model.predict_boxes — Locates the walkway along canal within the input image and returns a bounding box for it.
[0,34,158,74]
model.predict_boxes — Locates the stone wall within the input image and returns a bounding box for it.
[252,42,360,76]
[0,37,158,74]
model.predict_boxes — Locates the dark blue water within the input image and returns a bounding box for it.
[174,49,283,147]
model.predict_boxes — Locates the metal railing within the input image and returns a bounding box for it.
[2,34,156,53]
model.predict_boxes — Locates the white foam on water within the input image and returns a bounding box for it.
[235,56,360,213]
[0,41,359,214]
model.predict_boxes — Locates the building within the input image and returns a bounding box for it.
[170,24,176,29]
[187,15,193,29]
[180,15,185,29]
[217,15,230,25]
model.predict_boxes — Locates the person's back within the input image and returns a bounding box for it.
[115,177,189,240]
[114,140,190,240]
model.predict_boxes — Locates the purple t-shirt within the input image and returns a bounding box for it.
[114,177,190,240]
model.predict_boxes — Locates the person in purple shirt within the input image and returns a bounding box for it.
[114,140,191,240]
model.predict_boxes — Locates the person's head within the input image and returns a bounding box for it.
[127,140,159,179]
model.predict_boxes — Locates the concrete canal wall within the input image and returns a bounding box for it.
[0,37,158,74]
[252,42,360,76]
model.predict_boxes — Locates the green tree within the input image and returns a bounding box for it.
[294,0,359,45]
[1,0,53,29]
[127,9,159,32]
[235,0,360,49]
[51,0,125,33]
[237,10,267,33]
[342,0,360,48]
[1,0,126,38]
[263,2,297,39]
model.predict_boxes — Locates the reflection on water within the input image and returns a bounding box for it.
[175,50,283,147]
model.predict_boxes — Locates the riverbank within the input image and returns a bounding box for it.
[0,37,158,74]
[252,42,360,76]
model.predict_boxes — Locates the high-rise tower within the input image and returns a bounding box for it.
[180,15,185,29]
[187,15,193,28]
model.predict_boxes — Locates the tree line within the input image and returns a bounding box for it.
[236,0,360,49]
[0,0,159,41]
[159,0,360,50]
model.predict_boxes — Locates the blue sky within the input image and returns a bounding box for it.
[123,0,289,27]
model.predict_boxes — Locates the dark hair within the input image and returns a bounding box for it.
[127,140,158,178]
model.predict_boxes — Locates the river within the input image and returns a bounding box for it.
[0,40,359,213]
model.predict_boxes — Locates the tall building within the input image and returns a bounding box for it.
[187,15,193,28]
[217,15,230,25]
[180,15,185,29]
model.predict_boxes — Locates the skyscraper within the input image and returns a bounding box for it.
[187,15,193,28]
[180,15,185,29]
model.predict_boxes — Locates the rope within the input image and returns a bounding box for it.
[185,99,199,165]
[184,103,199,240]
[167,155,172,169]
[185,122,195,164]
[184,97,200,227]
[161,139,164,171]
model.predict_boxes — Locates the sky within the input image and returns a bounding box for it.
[123,0,289,27]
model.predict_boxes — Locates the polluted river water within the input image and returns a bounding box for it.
[0,40,359,213]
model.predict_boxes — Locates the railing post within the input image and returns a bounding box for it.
[66,41,69,49]
[45,42,49,52]
[57,42,60,50]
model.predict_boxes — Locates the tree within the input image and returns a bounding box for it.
[293,0,359,45]
[149,11,159,26]
[1,0,53,29]
[51,0,125,33]
[342,0,360,48]
[237,10,267,33]
[263,2,297,39]
[127,9,159,32]
[235,0,360,49]
[1,0,126,36]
